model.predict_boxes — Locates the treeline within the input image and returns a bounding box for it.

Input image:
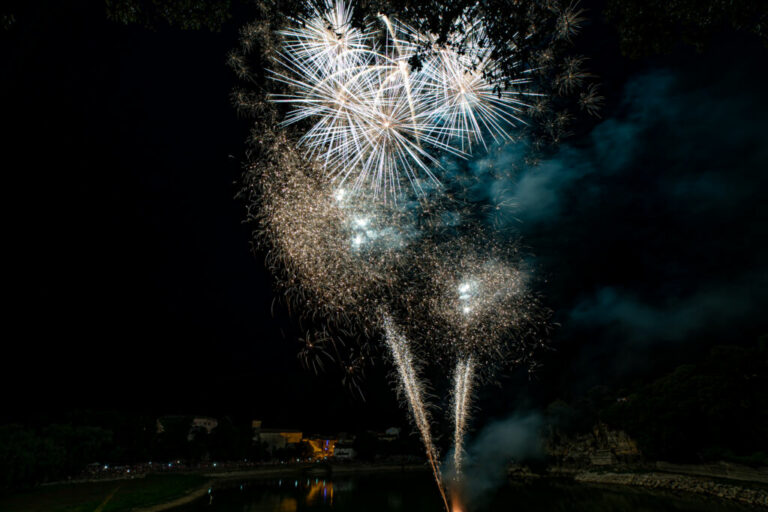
[0,414,260,492]
[0,423,112,492]
[0,410,423,493]
[546,338,768,465]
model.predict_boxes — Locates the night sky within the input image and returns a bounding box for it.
[3,1,767,432]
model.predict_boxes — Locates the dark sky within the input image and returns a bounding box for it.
[2,1,767,431]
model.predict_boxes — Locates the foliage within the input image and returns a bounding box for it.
[601,342,768,463]
[105,0,232,31]
[0,410,320,493]
[606,0,768,58]
[154,415,193,461]
[545,339,768,464]
[208,417,256,461]
[2,13,15,30]
[0,424,111,492]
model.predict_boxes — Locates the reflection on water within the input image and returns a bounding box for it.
[305,479,333,507]
[232,479,338,512]
[176,472,754,512]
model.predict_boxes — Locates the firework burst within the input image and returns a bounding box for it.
[255,156,416,332]
[269,0,537,200]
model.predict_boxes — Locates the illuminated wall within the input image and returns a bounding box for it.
[304,438,336,459]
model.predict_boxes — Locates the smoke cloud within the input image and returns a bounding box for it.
[462,56,768,367]
[458,412,543,505]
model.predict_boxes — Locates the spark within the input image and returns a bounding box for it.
[556,56,593,94]
[556,2,587,41]
[256,155,414,332]
[578,83,604,117]
[396,236,550,377]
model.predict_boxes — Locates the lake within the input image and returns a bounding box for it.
[175,472,755,511]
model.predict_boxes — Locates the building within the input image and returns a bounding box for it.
[378,427,401,442]
[191,417,218,433]
[187,417,218,441]
[304,436,336,460]
[334,443,356,460]
[156,415,218,440]
[256,428,304,453]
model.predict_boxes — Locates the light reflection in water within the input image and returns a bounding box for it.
[305,479,334,506]
[278,497,297,512]
[239,479,338,512]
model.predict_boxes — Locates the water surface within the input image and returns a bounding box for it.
[176,472,755,512]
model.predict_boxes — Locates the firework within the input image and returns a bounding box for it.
[229,1,582,508]
[395,235,542,371]
[277,0,372,74]
[269,0,536,199]
[556,3,587,41]
[556,56,593,94]
[383,314,449,512]
[451,356,475,477]
[252,135,430,331]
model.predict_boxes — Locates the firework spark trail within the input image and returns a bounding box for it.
[451,356,475,478]
[383,315,449,512]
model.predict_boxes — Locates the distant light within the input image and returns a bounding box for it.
[103,465,108,470]
[213,462,218,468]
[168,463,173,467]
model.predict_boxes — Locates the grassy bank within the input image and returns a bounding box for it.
[0,463,429,512]
[0,474,208,512]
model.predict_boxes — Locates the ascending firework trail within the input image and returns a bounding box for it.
[451,356,475,478]
[383,315,449,512]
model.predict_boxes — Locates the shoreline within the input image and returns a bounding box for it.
[42,462,768,511]
[132,463,429,512]
[571,470,768,507]
[528,466,768,508]
[204,462,429,481]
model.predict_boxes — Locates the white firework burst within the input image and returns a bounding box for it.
[270,0,537,200]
